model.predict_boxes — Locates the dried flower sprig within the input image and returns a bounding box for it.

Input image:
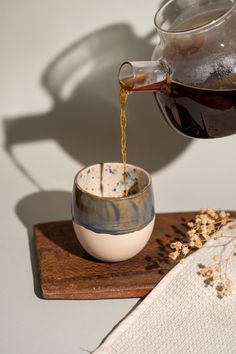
[169,209,236,298]
[198,255,234,299]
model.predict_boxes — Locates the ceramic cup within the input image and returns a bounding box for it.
[71,162,155,262]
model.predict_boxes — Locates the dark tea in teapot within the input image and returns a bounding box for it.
[155,75,236,139]
[121,73,236,139]
[156,6,236,139]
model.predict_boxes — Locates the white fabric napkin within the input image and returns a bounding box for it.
[94,225,236,354]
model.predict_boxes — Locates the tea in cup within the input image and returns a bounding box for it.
[71,162,155,262]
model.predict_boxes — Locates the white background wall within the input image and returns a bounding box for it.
[1,1,236,354]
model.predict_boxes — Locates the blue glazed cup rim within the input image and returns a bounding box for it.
[74,162,152,201]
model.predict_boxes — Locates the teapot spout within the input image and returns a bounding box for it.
[119,60,168,91]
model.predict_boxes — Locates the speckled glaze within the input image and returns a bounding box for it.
[71,162,155,262]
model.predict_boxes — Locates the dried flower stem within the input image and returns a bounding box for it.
[224,244,236,275]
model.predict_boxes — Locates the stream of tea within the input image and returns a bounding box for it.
[119,79,165,197]
[120,87,129,196]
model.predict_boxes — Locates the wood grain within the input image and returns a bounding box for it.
[34,212,234,300]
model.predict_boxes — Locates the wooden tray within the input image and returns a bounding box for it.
[34,212,198,299]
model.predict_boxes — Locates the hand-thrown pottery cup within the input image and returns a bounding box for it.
[71,162,155,262]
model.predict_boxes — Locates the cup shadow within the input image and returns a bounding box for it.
[15,190,72,297]
[16,190,106,297]
[4,23,191,190]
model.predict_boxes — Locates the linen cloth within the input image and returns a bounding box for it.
[94,225,236,354]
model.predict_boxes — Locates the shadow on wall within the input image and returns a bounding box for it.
[10,22,191,296]
[15,190,72,297]
[3,23,191,186]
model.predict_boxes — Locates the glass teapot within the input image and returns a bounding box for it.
[119,0,236,139]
